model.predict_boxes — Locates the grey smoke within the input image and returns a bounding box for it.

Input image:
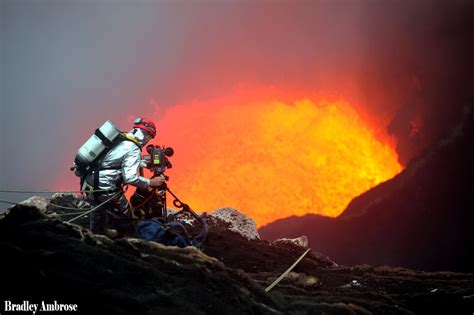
[1,0,472,207]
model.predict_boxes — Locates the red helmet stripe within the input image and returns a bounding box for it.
[134,118,156,137]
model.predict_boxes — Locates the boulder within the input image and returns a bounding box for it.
[273,236,308,248]
[210,207,260,240]
[9,195,50,212]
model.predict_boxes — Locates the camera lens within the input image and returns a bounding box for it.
[146,144,155,154]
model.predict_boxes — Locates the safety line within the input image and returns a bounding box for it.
[0,198,84,212]
[131,189,157,210]
[58,211,88,216]
[0,198,20,206]
[49,203,91,211]
[1,192,120,220]
[265,248,311,292]
[66,192,122,223]
[0,189,112,194]
[0,197,94,211]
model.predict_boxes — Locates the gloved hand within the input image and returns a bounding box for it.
[139,159,148,168]
[149,175,166,187]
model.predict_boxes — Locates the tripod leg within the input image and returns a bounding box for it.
[163,191,168,222]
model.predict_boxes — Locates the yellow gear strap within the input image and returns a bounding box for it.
[122,133,140,145]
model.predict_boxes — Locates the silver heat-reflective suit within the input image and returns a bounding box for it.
[85,128,151,234]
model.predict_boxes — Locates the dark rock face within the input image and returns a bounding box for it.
[1,205,474,314]
[260,106,474,272]
[0,206,279,314]
[203,215,337,274]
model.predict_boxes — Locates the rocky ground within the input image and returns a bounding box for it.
[1,199,473,314]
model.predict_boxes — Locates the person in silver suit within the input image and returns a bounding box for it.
[84,118,165,236]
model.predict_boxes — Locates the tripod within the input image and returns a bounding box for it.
[131,182,208,244]
[131,182,204,224]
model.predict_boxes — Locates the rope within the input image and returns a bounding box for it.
[0,198,21,206]
[0,187,131,213]
[0,198,86,211]
[57,211,88,216]
[66,192,122,223]
[49,203,91,211]
[132,189,157,210]
[265,248,311,292]
[1,192,121,221]
[0,189,112,194]
[0,197,98,211]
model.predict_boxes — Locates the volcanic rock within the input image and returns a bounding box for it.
[203,213,337,273]
[209,207,260,240]
[7,195,50,212]
[46,192,92,227]
[50,192,90,209]
[0,205,279,314]
[273,235,309,248]
[1,204,473,314]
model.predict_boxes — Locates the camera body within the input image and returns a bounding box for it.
[142,144,174,177]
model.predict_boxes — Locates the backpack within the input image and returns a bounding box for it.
[136,219,205,250]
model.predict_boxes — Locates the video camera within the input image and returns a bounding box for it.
[142,144,174,179]
[132,144,174,220]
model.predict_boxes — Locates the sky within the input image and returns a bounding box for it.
[1,0,472,208]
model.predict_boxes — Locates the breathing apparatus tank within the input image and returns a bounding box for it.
[71,120,122,176]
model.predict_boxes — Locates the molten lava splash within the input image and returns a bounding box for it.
[152,96,402,227]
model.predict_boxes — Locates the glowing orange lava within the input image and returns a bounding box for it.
[149,95,402,227]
